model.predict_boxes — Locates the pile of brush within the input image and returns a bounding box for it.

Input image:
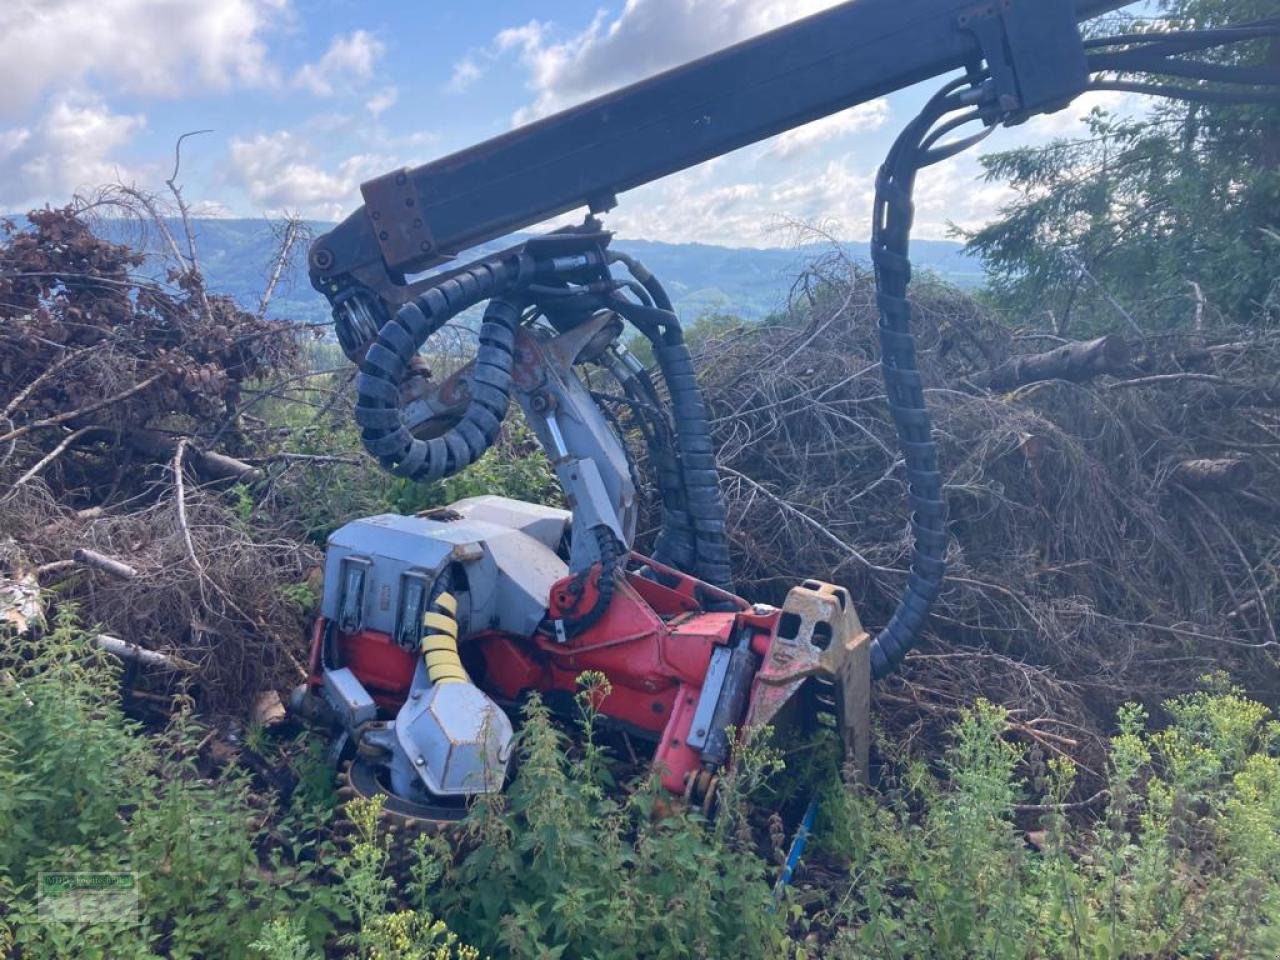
[688,250,1280,776]
[0,209,319,711]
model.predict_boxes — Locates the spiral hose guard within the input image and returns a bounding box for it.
[421,588,467,684]
[353,253,534,482]
[864,86,966,680]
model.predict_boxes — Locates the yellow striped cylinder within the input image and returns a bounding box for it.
[421,591,467,684]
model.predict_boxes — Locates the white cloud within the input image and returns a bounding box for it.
[295,30,384,96]
[0,0,286,118]
[189,198,234,218]
[766,100,890,158]
[448,57,484,93]
[768,151,1011,242]
[911,155,1014,237]
[366,87,398,118]
[495,21,550,57]
[447,21,549,95]
[1029,88,1140,136]
[587,138,1012,247]
[228,130,389,220]
[585,163,783,247]
[491,0,844,123]
[0,94,145,208]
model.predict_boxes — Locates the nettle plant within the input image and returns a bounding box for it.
[0,611,339,960]
[814,681,1280,960]
[413,674,788,960]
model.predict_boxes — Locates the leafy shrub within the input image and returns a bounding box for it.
[819,681,1280,959]
[385,413,560,517]
[251,794,479,960]
[0,611,338,959]
[417,675,788,960]
[259,367,559,544]
[9,610,1280,959]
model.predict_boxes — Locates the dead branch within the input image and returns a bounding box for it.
[73,548,138,580]
[166,130,214,322]
[1201,382,1280,409]
[1190,281,1206,344]
[719,465,889,576]
[100,184,187,270]
[689,260,1280,776]
[122,428,263,483]
[1,348,92,421]
[974,335,1131,391]
[258,215,307,317]
[35,559,75,579]
[1013,789,1109,813]
[11,425,104,487]
[1170,458,1255,492]
[172,439,209,604]
[249,452,364,466]
[1106,372,1227,391]
[95,633,198,672]
[0,373,163,444]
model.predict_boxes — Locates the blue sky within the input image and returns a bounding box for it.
[0,0,1140,246]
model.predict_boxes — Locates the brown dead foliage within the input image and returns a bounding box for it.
[692,251,1280,775]
[1,208,296,439]
[0,209,315,710]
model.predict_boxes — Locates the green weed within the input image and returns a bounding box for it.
[822,683,1280,959]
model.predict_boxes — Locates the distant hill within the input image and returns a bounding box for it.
[69,217,985,324]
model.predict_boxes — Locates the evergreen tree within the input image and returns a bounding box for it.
[965,0,1279,334]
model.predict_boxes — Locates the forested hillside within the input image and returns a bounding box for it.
[79,216,982,324]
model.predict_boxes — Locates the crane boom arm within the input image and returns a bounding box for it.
[309,0,1125,301]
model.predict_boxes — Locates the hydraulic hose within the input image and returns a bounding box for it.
[421,586,467,684]
[354,253,536,481]
[652,331,735,594]
[865,26,1280,679]
[606,264,736,595]
[865,84,968,681]
[561,526,622,638]
[604,254,696,574]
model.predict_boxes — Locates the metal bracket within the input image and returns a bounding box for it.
[361,167,435,272]
[745,580,871,781]
[958,0,1088,124]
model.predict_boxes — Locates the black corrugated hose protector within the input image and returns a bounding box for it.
[354,253,535,481]
[866,81,987,680]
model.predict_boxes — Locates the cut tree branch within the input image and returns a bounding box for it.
[1170,458,1255,492]
[121,428,263,483]
[975,335,1131,391]
[73,548,139,580]
[95,634,198,672]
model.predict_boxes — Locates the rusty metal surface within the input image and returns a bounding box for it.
[745,579,871,780]
[360,167,435,272]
